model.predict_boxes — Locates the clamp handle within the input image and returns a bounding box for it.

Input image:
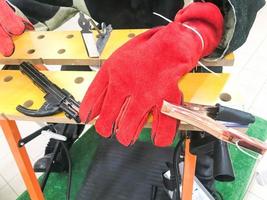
[18,125,54,147]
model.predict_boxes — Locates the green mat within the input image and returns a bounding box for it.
[215,117,267,200]
[18,117,267,200]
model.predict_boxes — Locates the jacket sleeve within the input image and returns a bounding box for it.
[226,0,266,53]
[194,0,266,61]
[8,0,80,30]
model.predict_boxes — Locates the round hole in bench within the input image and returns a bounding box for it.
[3,76,13,82]
[23,100,34,108]
[74,77,84,84]
[220,93,232,102]
[57,49,66,54]
[27,49,35,54]
[66,34,74,39]
[37,35,45,39]
[128,33,135,38]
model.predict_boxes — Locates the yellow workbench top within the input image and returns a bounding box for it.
[0,70,229,127]
[99,29,234,66]
[0,30,234,66]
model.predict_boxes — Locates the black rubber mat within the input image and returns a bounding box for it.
[76,138,174,200]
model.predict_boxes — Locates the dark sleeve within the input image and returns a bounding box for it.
[194,0,265,61]
[226,0,266,53]
[82,0,184,28]
[8,0,79,30]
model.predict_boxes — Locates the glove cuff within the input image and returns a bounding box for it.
[175,2,224,57]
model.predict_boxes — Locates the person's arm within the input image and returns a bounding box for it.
[8,0,79,31]
[194,0,266,60]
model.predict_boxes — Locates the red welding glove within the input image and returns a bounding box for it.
[79,2,224,147]
[0,0,33,56]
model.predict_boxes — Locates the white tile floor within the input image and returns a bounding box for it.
[1,4,267,200]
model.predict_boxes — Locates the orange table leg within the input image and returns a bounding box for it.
[181,138,197,200]
[0,119,44,200]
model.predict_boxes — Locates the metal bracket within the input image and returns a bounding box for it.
[78,13,112,56]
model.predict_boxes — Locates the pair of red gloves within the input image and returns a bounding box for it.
[0,0,33,56]
[80,2,224,147]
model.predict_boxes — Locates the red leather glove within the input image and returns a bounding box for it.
[80,2,223,147]
[0,0,33,56]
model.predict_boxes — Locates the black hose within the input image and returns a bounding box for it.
[41,141,61,191]
[60,141,72,200]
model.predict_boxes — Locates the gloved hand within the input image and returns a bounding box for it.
[0,0,33,56]
[79,2,223,147]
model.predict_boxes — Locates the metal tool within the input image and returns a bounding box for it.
[78,13,112,55]
[78,13,92,33]
[96,23,112,54]
[16,62,81,123]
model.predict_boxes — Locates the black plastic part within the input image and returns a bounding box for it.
[213,140,235,182]
[17,62,81,122]
[189,132,217,155]
[190,132,235,183]
[33,153,68,173]
[2,65,20,70]
[60,65,92,71]
[16,102,60,117]
[195,150,216,196]
[78,13,91,33]
[215,104,255,125]
[59,103,81,123]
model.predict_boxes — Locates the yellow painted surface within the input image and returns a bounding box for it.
[99,29,147,61]
[98,29,234,66]
[0,71,96,122]
[0,30,234,66]
[0,31,95,65]
[0,70,229,123]
[180,73,230,104]
[224,53,234,61]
